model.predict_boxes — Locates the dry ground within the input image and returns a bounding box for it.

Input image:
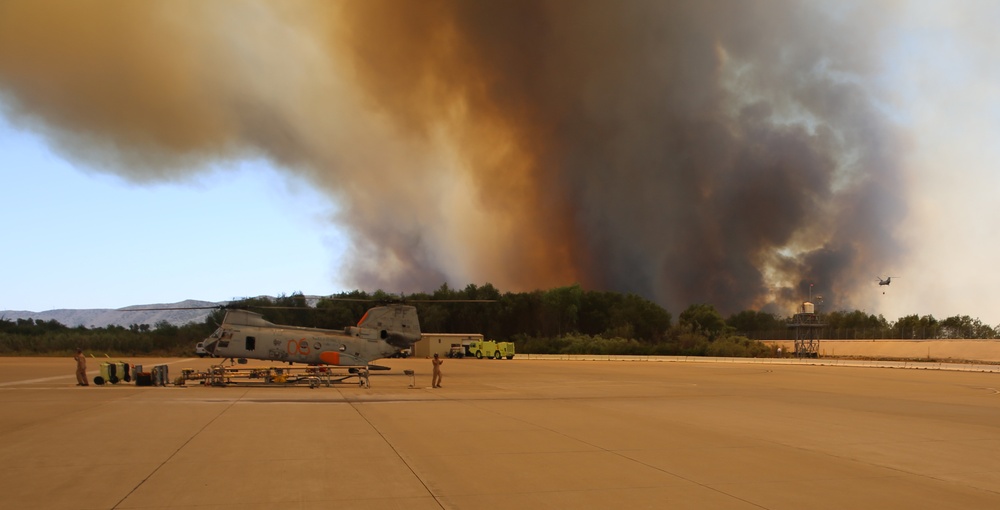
[2,356,1000,509]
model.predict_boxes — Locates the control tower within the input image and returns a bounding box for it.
[788,301,824,358]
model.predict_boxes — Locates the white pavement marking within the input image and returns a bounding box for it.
[0,358,198,387]
[0,374,77,386]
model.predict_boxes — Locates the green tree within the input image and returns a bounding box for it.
[824,310,892,339]
[679,304,729,340]
[726,310,784,339]
[890,314,937,339]
[939,315,995,339]
[542,284,583,336]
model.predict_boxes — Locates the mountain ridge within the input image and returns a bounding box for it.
[0,300,223,328]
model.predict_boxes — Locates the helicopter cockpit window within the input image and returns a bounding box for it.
[245,336,256,352]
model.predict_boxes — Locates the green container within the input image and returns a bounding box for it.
[94,361,130,385]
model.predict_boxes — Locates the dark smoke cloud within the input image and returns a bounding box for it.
[0,0,906,315]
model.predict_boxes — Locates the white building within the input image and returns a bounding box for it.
[413,333,483,358]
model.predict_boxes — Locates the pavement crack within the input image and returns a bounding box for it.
[110,388,250,509]
[348,401,446,510]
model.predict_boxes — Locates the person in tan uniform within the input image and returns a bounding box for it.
[431,353,443,388]
[74,349,89,386]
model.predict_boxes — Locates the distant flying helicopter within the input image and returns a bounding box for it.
[876,276,898,295]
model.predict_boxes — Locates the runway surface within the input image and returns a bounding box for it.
[2,356,1000,509]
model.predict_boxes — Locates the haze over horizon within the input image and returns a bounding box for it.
[2,1,999,325]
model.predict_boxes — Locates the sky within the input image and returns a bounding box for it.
[0,118,348,310]
[1,1,999,325]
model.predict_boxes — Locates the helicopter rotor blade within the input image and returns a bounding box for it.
[316,295,497,304]
[112,295,498,313]
[115,305,223,311]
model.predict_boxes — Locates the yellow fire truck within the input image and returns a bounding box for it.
[463,339,515,359]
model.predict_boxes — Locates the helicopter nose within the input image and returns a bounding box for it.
[201,338,219,354]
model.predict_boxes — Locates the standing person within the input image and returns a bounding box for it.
[74,349,89,386]
[431,353,443,388]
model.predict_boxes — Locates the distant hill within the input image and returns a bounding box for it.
[0,300,224,328]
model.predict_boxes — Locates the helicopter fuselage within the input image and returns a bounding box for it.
[208,325,393,366]
[201,308,418,366]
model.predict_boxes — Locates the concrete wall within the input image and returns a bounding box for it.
[515,353,1000,372]
[765,339,1000,363]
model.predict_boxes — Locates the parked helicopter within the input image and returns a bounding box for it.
[189,296,494,370]
[199,303,421,367]
[110,294,493,377]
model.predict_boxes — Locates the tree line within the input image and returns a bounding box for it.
[0,316,215,357]
[3,283,998,358]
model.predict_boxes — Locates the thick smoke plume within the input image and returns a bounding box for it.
[0,1,905,315]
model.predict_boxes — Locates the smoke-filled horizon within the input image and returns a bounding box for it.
[0,1,909,315]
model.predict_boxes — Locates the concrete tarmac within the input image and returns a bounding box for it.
[2,356,1000,509]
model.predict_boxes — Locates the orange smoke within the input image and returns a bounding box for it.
[0,1,908,314]
[331,1,587,290]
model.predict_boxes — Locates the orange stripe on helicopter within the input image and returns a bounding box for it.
[357,310,370,326]
[319,351,341,365]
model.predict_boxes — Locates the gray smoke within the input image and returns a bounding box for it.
[0,1,907,315]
